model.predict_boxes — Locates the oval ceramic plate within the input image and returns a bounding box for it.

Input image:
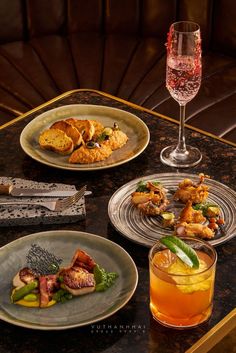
[0,230,138,330]
[20,104,150,171]
[108,173,236,247]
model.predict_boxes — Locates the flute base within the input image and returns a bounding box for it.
[160,145,202,168]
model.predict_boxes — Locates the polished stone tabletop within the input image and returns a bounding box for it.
[0,90,235,353]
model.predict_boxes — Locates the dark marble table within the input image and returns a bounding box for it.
[0,90,235,353]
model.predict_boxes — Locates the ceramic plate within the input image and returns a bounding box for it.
[0,230,138,330]
[108,173,236,247]
[20,104,149,171]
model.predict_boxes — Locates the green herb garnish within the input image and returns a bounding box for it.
[52,289,73,303]
[193,203,220,217]
[136,180,160,193]
[93,264,118,292]
[97,127,113,142]
[136,181,149,192]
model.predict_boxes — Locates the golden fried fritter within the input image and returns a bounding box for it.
[174,174,210,204]
[131,181,169,216]
[90,120,104,139]
[102,130,128,150]
[175,222,214,239]
[69,144,112,164]
[177,200,206,224]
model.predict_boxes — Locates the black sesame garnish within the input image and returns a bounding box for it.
[26,244,62,275]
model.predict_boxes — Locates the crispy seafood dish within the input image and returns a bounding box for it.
[174,173,209,204]
[39,118,128,164]
[11,244,118,308]
[131,180,169,216]
[175,200,216,239]
[131,174,224,240]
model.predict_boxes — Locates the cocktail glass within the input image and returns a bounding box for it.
[149,237,217,329]
[160,21,202,167]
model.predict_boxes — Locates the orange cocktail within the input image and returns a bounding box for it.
[149,238,217,328]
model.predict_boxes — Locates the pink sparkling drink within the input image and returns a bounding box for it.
[160,21,203,168]
[166,56,201,105]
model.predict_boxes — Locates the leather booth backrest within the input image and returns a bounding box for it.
[177,0,213,50]
[0,0,25,43]
[211,0,236,56]
[0,0,235,56]
[26,0,66,37]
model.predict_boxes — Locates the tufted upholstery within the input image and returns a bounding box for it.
[0,0,235,143]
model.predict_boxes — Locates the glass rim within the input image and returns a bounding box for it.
[171,21,200,34]
[149,237,217,277]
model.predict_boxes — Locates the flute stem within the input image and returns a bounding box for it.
[175,104,187,154]
[160,99,202,166]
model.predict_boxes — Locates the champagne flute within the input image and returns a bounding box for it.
[160,21,202,168]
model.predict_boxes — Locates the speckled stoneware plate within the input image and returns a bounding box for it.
[0,230,138,330]
[20,104,150,171]
[108,173,236,247]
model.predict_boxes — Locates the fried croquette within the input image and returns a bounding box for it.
[90,120,104,139]
[175,222,215,239]
[131,181,169,216]
[102,130,128,150]
[69,143,112,164]
[174,173,210,204]
[177,200,206,224]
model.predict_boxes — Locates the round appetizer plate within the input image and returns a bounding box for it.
[108,173,236,247]
[20,104,150,171]
[0,230,138,330]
